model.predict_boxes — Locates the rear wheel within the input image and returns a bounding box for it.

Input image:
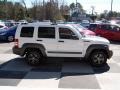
[90,51,107,67]
[25,50,43,66]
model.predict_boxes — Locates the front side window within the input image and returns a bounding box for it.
[38,27,55,38]
[20,27,34,37]
[59,28,79,40]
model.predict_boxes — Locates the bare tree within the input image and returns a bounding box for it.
[21,0,28,17]
[31,0,38,20]
[29,0,69,21]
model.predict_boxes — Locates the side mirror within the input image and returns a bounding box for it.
[116,28,120,31]
[71,34,79,40]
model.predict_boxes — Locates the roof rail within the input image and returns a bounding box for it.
[19,22,59,26]
[51,20,57,25]
[51,23,57,25]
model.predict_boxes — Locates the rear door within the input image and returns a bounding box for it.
[101,25,120,40]
[100,25,114,39]
[35,26,58,57]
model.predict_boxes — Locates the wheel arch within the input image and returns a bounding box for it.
[21,43,47,57]
[85,44,109,60]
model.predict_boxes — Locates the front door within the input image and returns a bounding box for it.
[56,27,84,57]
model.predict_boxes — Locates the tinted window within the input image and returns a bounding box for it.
[100,25,112,30]
[100,25,107,30]
[89,24,97,31]
[38,27,55,38]
[100,25,120,31]
[20,27,34,37]
[59,28,78,40]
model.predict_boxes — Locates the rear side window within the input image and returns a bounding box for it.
[100,25,110,30]
[20,27,34,37]
[38,27,55,38]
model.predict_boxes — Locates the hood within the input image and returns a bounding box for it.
[80,29,96,36]
[0,26,17,34]
[82,36,110,45]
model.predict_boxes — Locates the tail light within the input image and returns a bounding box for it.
[14,39,19,48]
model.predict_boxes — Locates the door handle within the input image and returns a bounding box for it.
[58,40,64,42]
[36,40,43,41]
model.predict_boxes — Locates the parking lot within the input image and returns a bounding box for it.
[0,41,120,90]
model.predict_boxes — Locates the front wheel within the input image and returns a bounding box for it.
[90,51,107,67]
[25,50,43,66]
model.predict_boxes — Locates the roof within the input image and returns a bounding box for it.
[90,23,120,27]
[18,22,75,28]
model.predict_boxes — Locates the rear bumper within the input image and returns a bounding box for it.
[12,46,24,56]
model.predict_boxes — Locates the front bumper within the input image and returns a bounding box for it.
[108,50,113,59]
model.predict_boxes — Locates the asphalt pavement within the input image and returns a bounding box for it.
[0,41,120,90]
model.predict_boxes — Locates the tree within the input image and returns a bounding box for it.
[17,8,25,20]
[76,3,84,13]
[21,0,28,17]
[5,2,14,19]
[30,0,64,21]
[70,3,75,14]
[0,0,70,21]
[70,2,84,14]
[60,5,70,21]
[99,11,120,20]
[14,2,25,20]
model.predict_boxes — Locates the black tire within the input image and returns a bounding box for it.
[7,36,14,42]
[25,50,43,66]
[89,51,107,67]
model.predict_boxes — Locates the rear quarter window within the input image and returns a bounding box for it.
[20,27,34,37]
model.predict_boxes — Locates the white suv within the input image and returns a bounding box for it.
[13,23,113,66]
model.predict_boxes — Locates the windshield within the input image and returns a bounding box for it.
[71,24,86,31]
[71,24,86,37]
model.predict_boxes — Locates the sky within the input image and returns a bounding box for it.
[8,0,120,14]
